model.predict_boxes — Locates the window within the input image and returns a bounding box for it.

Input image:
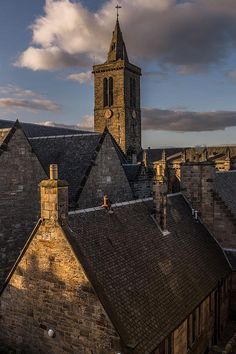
[187,315,192,349]
[103,77,113,107]
[152,335,172,354]
[192,309,197,342]
[159,340,165,354]
[133,79,136,108]
[187,308,201,350]
[109,77,113,106]
[103,78,108,107]
[167,335,172,354]
[198,305,201,335]
[130,77,136,107]
[209,293,213,314]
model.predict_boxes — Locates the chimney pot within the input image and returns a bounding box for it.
[50,164,58,180]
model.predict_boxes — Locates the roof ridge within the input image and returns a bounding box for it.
[69,197,153,215]
[29,133,98,140]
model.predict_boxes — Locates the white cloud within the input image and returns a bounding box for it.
[38,115,94,130]
[67,71,93,83]
[15,46,89,71]
[0,98,60,112]
[15,0,236,73]
[0,84,60,113]
[0,84,38,97]
[76,115,94,130]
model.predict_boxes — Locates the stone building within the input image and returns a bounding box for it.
[180,160,236,318]
[0,165,231,353]
[144,146,236,194]
[93,18,142,157]
[0,119,151,287]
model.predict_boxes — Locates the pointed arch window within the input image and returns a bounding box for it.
[103,78,108,107]
[130,78,136,108]
[109,77,113,106]
[103,77,113,107]
[133,79,136,108]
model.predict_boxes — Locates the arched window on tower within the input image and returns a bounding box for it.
[103,77,113,107]
[133,79,136,108]
[103,78,108,107]
[130,78,136,108]
[109,77,113,106]
[130,78,133,107]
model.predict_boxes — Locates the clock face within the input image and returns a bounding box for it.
[104,109,113,119]
[132,110,136,119]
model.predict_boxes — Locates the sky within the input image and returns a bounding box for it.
[1,0,236,148]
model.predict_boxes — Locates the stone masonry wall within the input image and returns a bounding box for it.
[0,127,46,285]
[0,221,121,353]
[129,166,152,199]
[181,162,215,231]
[181,161,236,249]
[0,128,10,144]
[172,282,230,354]
[212,194,236,248]
[78,134,133,208]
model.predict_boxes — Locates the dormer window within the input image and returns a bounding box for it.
[111,43,116,51]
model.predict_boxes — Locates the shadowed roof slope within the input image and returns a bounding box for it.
[68,194,230,353]
[224,249,236,271]
[0,119,93,137]
[30,134,102,204]
[215,171,236,217]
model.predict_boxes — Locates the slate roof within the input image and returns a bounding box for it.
[139,148,184,164]
[123,164,142,182]
[140,145,236,165]
[0,119,92,138]
[224,249,236,271]
[30,134,102,204]
[215,171,236,217]
[68,194,230,353]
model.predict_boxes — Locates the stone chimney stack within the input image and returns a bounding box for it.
[153,176,168,232]
[224,147,231,171]
[40,164,69,221]
[181,161,215,230]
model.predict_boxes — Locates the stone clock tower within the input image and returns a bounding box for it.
[93,17,142,156]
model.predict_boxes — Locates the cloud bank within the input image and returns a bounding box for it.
[0,98,59,112]
[15,0,236,73]
[142,108,236,132]
[0,85,60,112]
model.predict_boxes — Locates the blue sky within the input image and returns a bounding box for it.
[1,0,236,148]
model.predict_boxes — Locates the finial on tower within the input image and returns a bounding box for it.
[116,4,122,20]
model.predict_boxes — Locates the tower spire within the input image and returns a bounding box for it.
[107,6,129,63]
